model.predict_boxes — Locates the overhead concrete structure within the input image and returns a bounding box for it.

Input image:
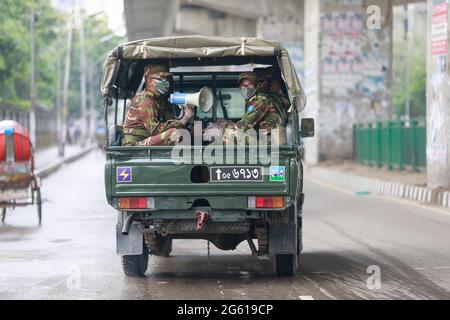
[174,0,257,36]
[123,0,180,40]
[123,0,260,40]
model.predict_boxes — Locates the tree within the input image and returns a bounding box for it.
[0,0,124,120]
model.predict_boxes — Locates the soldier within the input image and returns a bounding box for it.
[254,67,291,116]
[122,64,194,146]
[224,71,289,144]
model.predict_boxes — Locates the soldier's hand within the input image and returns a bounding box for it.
[180,106,194,125]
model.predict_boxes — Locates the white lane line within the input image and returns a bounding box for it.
[299,295,315,300]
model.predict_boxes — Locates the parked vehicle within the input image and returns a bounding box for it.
[0,120,42,225]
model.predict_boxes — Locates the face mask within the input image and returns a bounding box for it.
[240,87,256,100]
[154,79,170,95]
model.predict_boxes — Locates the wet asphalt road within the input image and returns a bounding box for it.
[1,150,450,300]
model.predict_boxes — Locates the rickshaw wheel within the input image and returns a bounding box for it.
[36,187,42,225]
[1,208,6,223]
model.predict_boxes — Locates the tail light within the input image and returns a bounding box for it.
[119,197,155,210]
[248,196,284,209]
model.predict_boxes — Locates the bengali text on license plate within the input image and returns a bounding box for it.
[210,167,263,182]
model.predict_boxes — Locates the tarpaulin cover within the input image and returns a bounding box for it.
[100,36,306,111]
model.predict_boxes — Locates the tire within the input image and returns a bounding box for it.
[275,254,295,277]
[157,237,172,257]
[297,227,303,267]
[36,187,42,225]
[121,243,149,277]
[1,208,6,223]
[148,235,172,257]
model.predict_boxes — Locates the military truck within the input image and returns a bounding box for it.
[100,36,314,277]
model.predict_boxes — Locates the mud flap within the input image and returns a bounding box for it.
[268,208,297,255]
[116,223,143,255]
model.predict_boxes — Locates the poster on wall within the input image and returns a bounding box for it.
[432,0,449,56]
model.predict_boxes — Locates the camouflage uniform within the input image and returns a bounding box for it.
[254,67,291,115]
[224,70,290,145]
[122,91,184,146]
[235,93,288,132]
[122,64,190,146]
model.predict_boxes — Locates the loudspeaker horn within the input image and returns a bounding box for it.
[170,87,214,113]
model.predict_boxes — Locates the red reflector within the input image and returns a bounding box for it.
[119,197,147,209]
[256,197,265,208]
[255,196,284,209]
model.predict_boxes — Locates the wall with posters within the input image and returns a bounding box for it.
[316,0,393,161]
[257,0,304,82]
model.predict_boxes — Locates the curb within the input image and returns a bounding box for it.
[306,166,450,209]
[35,146,95,179]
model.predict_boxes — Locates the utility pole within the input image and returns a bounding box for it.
[404,4,411,124]
[60,4,75,157]
[55,27,62,151]
[87,64,96,142]
[78,6,88,146]
[29,0,37,147]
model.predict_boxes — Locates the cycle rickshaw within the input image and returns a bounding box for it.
[0,120,42,225]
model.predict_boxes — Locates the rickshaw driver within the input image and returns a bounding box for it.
[122,64,194,146]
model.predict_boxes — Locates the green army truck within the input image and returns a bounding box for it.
[100,36,314,277]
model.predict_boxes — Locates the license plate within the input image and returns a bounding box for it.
[210,167,263,182]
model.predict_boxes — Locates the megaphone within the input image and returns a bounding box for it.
[170,87,214,113]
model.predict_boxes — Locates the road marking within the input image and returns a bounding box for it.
[299,295,315,300]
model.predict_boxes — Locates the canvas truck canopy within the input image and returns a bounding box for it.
[100,35,306,111]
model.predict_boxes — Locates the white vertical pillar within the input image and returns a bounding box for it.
[426,0,450,188]
[302,0,320,165]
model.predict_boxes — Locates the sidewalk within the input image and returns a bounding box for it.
[305,161,450,209]
[35,144,95,179]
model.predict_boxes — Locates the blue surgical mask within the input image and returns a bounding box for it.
[240,87,256,100]
[154,79,170,95]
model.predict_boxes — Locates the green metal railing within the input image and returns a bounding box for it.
[354,120,426,171]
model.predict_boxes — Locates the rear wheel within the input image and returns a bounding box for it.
[147,234,173,257]
[152,237,172,257]
[1,208,6,223]
[297,226,302,267]
[275,254,295,277]
[121,242,149,277]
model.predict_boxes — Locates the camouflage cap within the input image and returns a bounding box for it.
[144,64,173,79]
[238,72,258,85]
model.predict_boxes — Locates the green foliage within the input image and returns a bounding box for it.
[0,1,124,118]
[393,9,427,119]
[0,0,31,107]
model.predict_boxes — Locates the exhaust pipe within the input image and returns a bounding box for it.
[121,213,136,235]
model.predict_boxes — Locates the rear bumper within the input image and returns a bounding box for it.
[111,195,294,213]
